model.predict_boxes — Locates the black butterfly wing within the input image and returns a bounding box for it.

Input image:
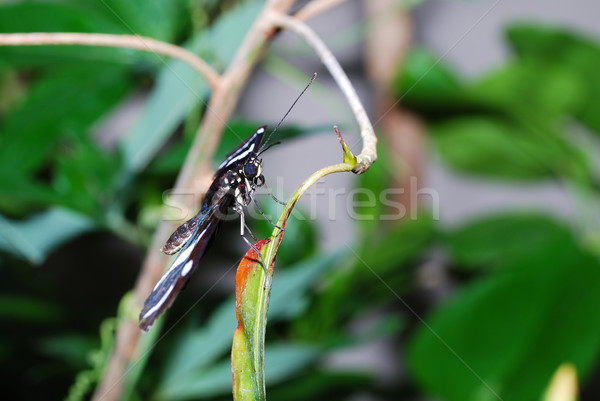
[216,126,266,173]
[139,127,266,331]
[139,204,221,331]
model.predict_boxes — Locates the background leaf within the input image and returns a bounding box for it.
[0,1,138,66]
[0,63,131,215]
[506,23,600,134]
[0,208,94,264]
[430,117,585,181]
[408,228,600,401]
[443,212,572,271]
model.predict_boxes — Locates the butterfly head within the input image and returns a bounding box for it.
[242,157,265,187]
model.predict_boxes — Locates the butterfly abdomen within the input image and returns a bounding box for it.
[161,215,201,255]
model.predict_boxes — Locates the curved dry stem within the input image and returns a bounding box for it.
[0,32,221,90]
[268,12,377,173]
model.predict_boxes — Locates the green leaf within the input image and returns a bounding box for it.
[430,117,583,181]
[0,2,122,33]
[0,64,130,177]
[37,334,95,368]
[506,23,600,134]
[408,230,600,401]
[97,0,188,42]
[66,316,120,401]
[0,207,95,264]
[357,214,436,276]
[396,47,463,103]
[472,60,584,124]
[263,343,320,385]
[157,251,339,397]
[157,343,320,401]
[296,216,434,342]
[395,48,486,116]
[0,63,131,217]
[267,371,372,401]
[53,132,122,215]
[156,359,233,400]
[444,213,571,270]
[0,294,61,323]
[0,2,135,66]
[160,301,237,386]
[269,252,342,320]
[0,179,63,217]
[251,203,317,268]
[506,23,600,67]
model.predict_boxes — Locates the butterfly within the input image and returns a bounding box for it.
[139,126,270,331]
[139,73,316,332]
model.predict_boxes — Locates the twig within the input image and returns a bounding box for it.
[268,12,377,173]
[293,0,348,22]
[0,32,221,90]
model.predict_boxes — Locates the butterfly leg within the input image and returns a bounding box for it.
[243,219,259,242]
[262,181,286,205]
[235,204,269,288]
[253,197,285,232]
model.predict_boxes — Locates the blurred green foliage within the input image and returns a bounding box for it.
[397,23,600,401]
[1,0,599,400]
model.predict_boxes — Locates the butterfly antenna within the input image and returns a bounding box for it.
[260,72,317,152]
[258,140,282,156]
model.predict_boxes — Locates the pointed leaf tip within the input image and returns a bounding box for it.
[333,126,357,167]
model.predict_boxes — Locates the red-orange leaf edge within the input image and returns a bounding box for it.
[234,238,271,328]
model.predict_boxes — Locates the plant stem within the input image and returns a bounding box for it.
[294,0,349,22]
[269,12,377,173]
[0,32,220,90]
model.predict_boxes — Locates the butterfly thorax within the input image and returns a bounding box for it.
[162,157,263,255]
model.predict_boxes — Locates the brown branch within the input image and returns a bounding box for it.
[294,0,348,22]
[268,12,377,173]
[0,32,221,90]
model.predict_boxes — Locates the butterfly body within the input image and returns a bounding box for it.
[140,126,267,331]
[138,72,317,332]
